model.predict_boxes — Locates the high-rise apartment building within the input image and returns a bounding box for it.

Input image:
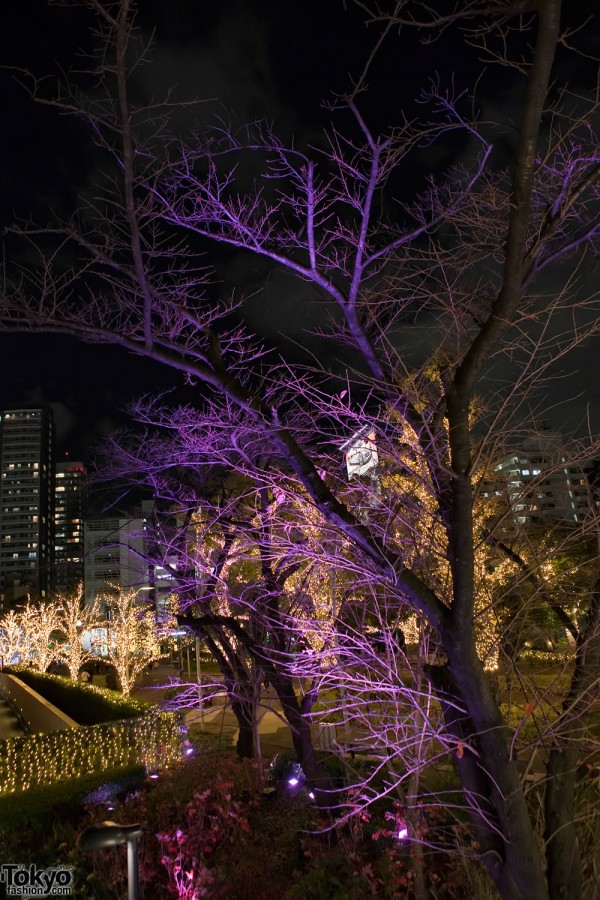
[494,430,590,526]
[54,460,87,593]
[0,406,55,607]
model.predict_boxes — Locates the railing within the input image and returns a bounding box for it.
[0,673,79,733]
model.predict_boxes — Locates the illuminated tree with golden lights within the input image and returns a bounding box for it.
[0,610,27,667]
[97,454,335,791]
[18,599,63,674]
[54,585,102,681]
[102,589,165,696]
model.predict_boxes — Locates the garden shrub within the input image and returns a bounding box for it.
[0,711,181,794]
[6,667,149,723]
[5,749,585,898]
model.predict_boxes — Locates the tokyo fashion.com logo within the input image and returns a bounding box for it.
[0,864,74,897]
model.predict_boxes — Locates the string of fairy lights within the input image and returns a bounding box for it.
[0,711,181,794]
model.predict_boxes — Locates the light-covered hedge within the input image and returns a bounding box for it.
[0,711,181,794]
[6,667,149,723]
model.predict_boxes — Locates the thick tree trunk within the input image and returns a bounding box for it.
[230,690,257,760]
[436,4,562,891]
[544,745,581,900]
[272,672,332,810]
[429,653,550,900]
[544,579,600,898]
[462,679,548,899]
[179,619,261,759]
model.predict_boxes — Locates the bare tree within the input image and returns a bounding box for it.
[2,1,600,896]
[101,423,333,794]
[484,492,600,899]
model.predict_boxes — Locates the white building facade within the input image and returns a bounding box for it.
[494,431,590,526]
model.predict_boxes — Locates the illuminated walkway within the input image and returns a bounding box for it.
[132,663,295,756]
[0,697,25,739]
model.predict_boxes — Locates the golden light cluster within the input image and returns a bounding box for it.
[0,711,181,794]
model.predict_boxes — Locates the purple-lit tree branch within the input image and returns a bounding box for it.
[98,422,337,777]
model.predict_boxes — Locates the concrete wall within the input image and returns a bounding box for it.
[0,674,79,734]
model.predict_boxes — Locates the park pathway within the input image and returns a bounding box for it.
[132,663,295,757]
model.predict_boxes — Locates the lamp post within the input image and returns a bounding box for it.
[79,821,142,900]
[185,640,191,679]
[195,635,204,729]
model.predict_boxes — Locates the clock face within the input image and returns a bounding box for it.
[346,438,378,478]
[348,447,374,467]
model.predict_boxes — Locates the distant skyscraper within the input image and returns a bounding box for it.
[0,406,55,607]
[54,460,87,593]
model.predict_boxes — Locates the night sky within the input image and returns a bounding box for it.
[0,0,392,457]
[1,1,599,462]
